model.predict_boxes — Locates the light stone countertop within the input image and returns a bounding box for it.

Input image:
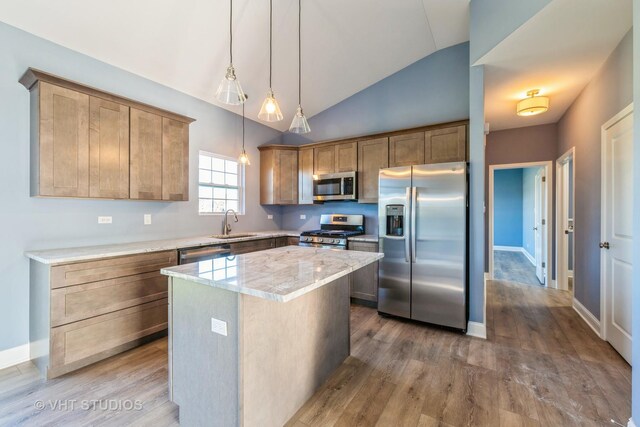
[24,231,300,265]
[161,245,383,302]
[348,234,378,243]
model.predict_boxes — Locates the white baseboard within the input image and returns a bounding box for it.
[568,270,574,278]
[466,321,487,339]
[484,272,490,281]
[628,417,636,427]
[521,249,536,266]
[0,344,30,370]
[493,245,521,252]
[573,298,602,338]
[550,279,557,289]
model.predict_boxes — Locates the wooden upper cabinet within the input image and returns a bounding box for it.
[89,97,130,199]
[298,147,314,205]
[389,132,425,167]
[37,82,90,197]
[425,125,467,164]
[313,145,335,174]
[162,118,189,201]
[130,108,163,200]
[358,137,389,203]
[20,68,195,201]
[335,142,357,172]
[259,146,298,205]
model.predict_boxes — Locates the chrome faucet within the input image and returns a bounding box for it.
[222,209,239,236]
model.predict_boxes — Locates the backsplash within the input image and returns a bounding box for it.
[280,202,378,234]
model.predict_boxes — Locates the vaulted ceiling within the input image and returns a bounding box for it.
[0,0,469,131]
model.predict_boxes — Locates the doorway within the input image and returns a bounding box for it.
[556,148,575,292]
[489,161,553,287]
[601,104,633,364]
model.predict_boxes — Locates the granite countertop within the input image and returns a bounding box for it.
[348,234,378,243]
[24,231,301,265]
[161,245,383,302]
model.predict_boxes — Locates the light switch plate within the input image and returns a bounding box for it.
[211,318,228,336]
[300,214,306,220]
[98,216,112,224]
[267,214,273,220]
[144,214,152,225]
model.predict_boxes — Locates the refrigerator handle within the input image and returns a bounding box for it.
[405,187,411,263]
[411,187,417,263]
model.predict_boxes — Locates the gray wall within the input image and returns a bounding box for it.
[557,29,633,319]
[0,22,283,352]
[484,123,558,274]
[281,42,470,145]
[281,203,378,234]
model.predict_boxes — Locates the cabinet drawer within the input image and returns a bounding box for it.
[51,271,168,327]
[50,299,168,370]
[230,238,276,255]
[51,250,177,289]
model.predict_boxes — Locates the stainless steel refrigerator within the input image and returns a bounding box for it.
[377,162,468,330]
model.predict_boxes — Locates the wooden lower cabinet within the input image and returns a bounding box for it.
[275,236,300,247]
[231,238,276,255]
[347,241,379,302]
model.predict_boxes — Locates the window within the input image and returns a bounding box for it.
[198,151,244,214]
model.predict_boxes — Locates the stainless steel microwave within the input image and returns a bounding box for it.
[313,172,357,201]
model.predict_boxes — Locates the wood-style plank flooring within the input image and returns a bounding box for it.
[0,280,630,426]
[494,250,543,286]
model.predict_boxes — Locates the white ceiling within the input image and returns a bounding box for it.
[0,0,469,131]
[476,0,632,131]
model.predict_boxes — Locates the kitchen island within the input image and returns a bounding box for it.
[161,245,383,427]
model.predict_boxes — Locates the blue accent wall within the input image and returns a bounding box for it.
[493,169,523,247]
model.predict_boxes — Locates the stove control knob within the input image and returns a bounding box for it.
[318,238,324,243]
[333,239,340,244]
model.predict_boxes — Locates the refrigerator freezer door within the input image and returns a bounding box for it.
[411,162,467,329]
[378,166,412,318]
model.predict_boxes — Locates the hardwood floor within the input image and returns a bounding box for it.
[0,280,630,426]
[494,250,543,286]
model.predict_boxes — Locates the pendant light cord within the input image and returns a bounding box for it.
[269,0,273,89]
[242,102,245,150]
[298,0,301,106]
[229,0,233,65]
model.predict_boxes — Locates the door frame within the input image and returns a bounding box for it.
[488,161,553,285]
[600,103,633,341]
[555,147,576,293]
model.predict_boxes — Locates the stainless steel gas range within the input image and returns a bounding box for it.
[298,214,364,250]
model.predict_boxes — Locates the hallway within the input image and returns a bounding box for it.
[494,249,543,286]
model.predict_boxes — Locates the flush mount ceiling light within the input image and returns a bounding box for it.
[258,0,283,122]
[289,0,310,134]
[216,0,246,106]
[516,89,549,116]
[239,95,250,165]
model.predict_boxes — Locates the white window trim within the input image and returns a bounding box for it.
[198,150,246,216]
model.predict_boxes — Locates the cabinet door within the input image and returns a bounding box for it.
[230,238,276,255]
[38,82,90,197]
[335,142,357,172]
[162,118,189,201]
[357,137,388,203]
[425,125,466,164]
[130,108,163,200]
[348,242,379,302]
[276,150,298,204]
[313,145,335,174]
[298,147,314,204]
[389,132,425,167]
[89,97,129,199]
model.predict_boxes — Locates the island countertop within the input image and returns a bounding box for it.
[161,245,383,302]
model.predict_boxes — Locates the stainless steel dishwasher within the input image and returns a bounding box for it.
[178,245,232,265]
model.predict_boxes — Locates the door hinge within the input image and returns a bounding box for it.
[542,262,546,268]
[541,219,546,225]
[542,176,546,182]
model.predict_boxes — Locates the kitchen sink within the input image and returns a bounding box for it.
[210,233,258,239]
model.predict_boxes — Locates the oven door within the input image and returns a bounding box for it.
[298,242,346,250]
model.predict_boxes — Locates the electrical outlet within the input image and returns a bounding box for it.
[211,318,228,336]
[98,216,112,224]
[300,214,306,220]
[267,214,273,220]
[144,214,152,225]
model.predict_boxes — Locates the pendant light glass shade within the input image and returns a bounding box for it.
[289,105,310,134]
[258,89,283,122]
[239,148,250,165]
[216,65,246,105]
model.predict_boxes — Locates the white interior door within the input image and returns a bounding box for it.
[534,170,544,284]
[603,109,633,364]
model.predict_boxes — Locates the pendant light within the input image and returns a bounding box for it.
[216,0,246,105]
[258,0,283,122]
[289,0,310,134]
[516,89,549,116]
[239,95,250,165]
